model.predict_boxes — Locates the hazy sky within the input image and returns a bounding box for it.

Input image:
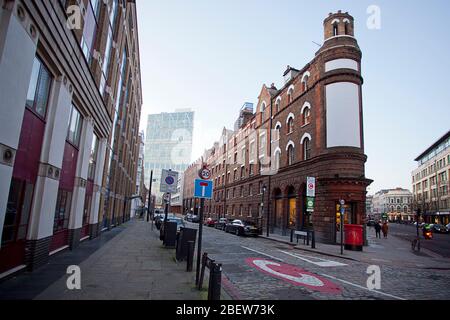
[136,0,450,195]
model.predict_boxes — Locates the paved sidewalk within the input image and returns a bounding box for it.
[260,227,450,269]
[1,219,205,300]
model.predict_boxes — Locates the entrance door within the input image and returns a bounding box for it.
[288,197,297,229]
[0,179,34,273]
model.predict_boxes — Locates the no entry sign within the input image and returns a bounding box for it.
[246,258,341,294]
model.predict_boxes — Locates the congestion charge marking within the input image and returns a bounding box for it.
[246,258,341,294]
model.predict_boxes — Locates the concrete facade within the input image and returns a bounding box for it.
[0,0,142,275]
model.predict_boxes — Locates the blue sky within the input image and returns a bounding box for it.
[136,0,450,195]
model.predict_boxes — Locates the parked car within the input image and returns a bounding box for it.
[184,214,193,221]
[190,215,200,223]
[215,218,231,230]
[155,213,175,229]
[367,220,376,227]
[160,217,185,234]
[430,224,449,234]
[446,223,450,231]
[225,220,260,237]
[204,218,217,227]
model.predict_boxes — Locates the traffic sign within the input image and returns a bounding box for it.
[194,179,213,199]
[306,197,315,213]
[198,167,211,180]
[163,192,171,203]
[307,177,316,197]
[160,169,179,193]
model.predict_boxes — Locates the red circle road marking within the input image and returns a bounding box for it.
[246,258,341,294]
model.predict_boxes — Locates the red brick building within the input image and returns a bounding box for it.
[183,11,372,244]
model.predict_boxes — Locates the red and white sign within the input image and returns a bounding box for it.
[199,167,211,180]
[307,177,316,197]
[246,258,341,294]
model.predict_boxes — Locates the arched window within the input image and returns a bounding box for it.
[301,72,310,91]
[287,118,294,134]
[273,149,281,171]
[287,86,294,104]
[333,23,338,36]
[275,97,281,114]
[303,138,311,160]
[286,143,295,166]
[344,22,349,35]
[403,206,408,213]
[261,102,266,120]
[303,108,311,125]
[274,122,281,141]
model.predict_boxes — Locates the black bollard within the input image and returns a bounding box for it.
[186,241,194,272]
[208,263,222,301]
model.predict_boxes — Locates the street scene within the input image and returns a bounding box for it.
[0,0,449,304]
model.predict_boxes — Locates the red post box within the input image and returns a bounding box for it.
[344,224,364,251]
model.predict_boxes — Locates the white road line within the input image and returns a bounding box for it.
[241,246,285,262]
[320,273,406,300]
[279,250,347,267]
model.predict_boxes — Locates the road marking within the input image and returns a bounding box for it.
[241,246,284,262]
[319,273,406,300]
[247,258,341,294]
[371,258,392,263]
[279,250,347,267]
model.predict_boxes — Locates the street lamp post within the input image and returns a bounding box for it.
[261,185,267,236]
[147,170,153,222]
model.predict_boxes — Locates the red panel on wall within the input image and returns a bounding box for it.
[86,180,94,196]
[12,109,45,183]
[59,143,78,191]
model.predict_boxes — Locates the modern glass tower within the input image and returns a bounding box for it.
[145,110,194,204]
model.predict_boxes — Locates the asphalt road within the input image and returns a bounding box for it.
[387,223,450,258]
[185,221,450,300]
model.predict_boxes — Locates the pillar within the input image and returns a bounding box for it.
[0,0,38,247]
[89,138,107,239]
[26,76,73,269]
[68,118,94,249]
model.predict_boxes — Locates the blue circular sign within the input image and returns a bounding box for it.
[165,176,175,185]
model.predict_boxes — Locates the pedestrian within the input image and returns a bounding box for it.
[374,221,382,239]
[382,221,389,239]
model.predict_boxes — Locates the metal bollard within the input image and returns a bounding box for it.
[311,231,316,249]
[208,262,222,301]
[290,229,294,243]
[186,241,194,272]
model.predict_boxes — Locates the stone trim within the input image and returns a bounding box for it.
[38,163,61,181]
[74,177,87,188]
[0,143,16,167]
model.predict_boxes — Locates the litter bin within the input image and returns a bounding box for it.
[344,224,363,251]
[176,227,197,261]
[163,222,178,248]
